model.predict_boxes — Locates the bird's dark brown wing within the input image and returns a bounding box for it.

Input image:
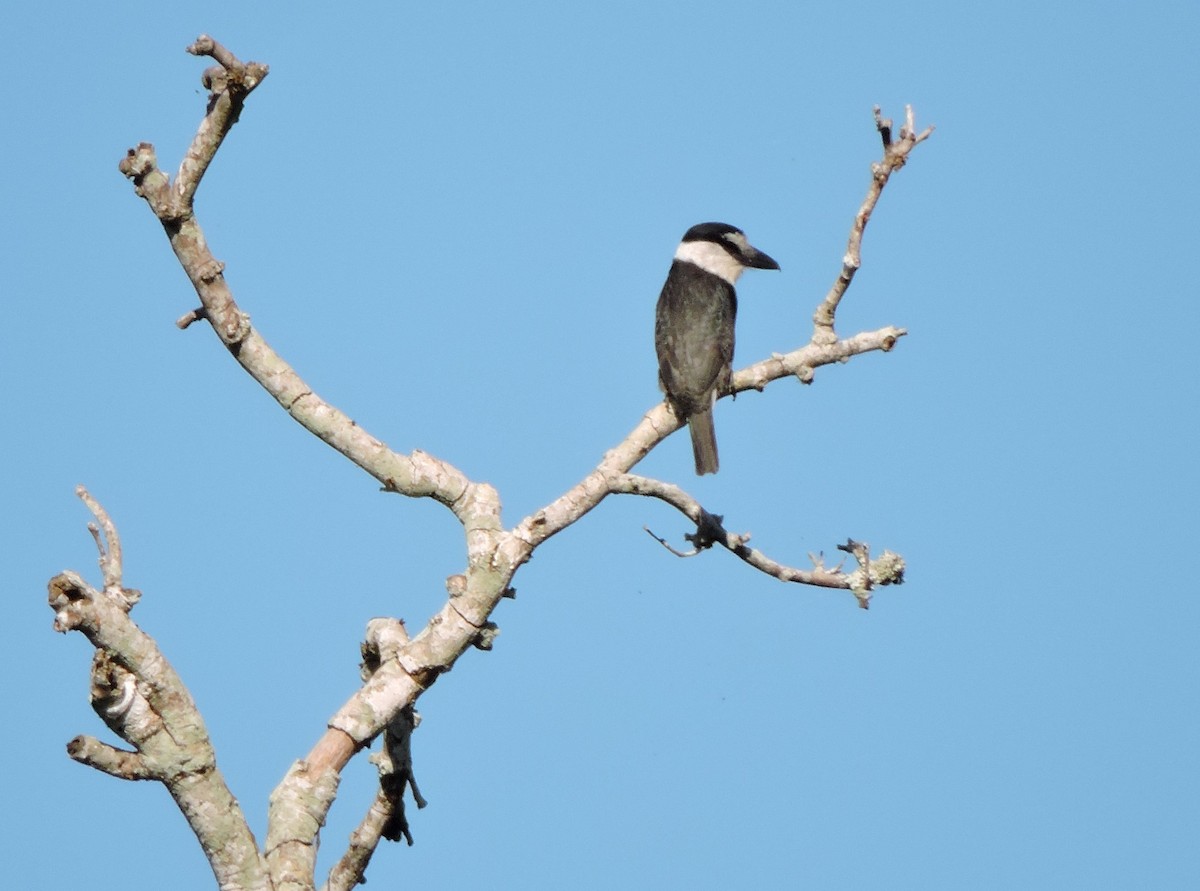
[654,261,737,417]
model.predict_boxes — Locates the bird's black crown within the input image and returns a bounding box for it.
[681,222,745,244]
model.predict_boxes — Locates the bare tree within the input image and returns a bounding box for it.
[47,36,930,891]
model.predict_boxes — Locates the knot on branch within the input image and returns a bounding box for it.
[872,550,906,585]
[874,104,935,165]
[218,309,252,346]
[200,65,229,95]
[186,34,218,58]
[82,651,187,770]
[358,614,441,691]
[470,622,500,651]
[186,34,269,99]
[47,571,92,632]
[118,143,181,218]
[89,650,155,740]
[837,538,906,609]
[118,142,158,186]
[197,258,225,283]
[48,575,138,634]
[360,618,410,680]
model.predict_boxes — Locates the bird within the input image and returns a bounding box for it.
[655,222,779,475]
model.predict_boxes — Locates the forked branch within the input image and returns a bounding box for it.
[49,489,269,891]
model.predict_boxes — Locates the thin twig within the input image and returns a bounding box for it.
[77,485,122,591]
[644,525,702,557]
[177,35,269,204]
[812,105,935,338]
[615,474,864,597]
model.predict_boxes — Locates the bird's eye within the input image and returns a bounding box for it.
[723,232,749,253]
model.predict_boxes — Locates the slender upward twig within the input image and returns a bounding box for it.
[177,35,269,205]
[813,105,934,338]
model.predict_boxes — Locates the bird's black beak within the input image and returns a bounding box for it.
[745,246,780,271]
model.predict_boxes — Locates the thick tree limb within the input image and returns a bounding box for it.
[265,759,340,891]
[49,490,270,891]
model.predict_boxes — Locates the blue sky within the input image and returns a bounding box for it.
[5,1,1198,888]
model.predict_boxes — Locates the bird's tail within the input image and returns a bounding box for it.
[689,408,719,475]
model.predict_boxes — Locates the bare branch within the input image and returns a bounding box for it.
[48,501,270,891]
[812,105,934,339]
[735,324,907,395]
[118,37,924,611]
[323,789,394,891]
[77,484,124,593]
[836,538,907,609]
[510,312,910,570]
[178,35,269,204]
[324,730,434,891]
[66,735,155,780]
[118,39,489,531]
[311,622,427,890]
[613,474,889,602]
[644,525,704,557]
